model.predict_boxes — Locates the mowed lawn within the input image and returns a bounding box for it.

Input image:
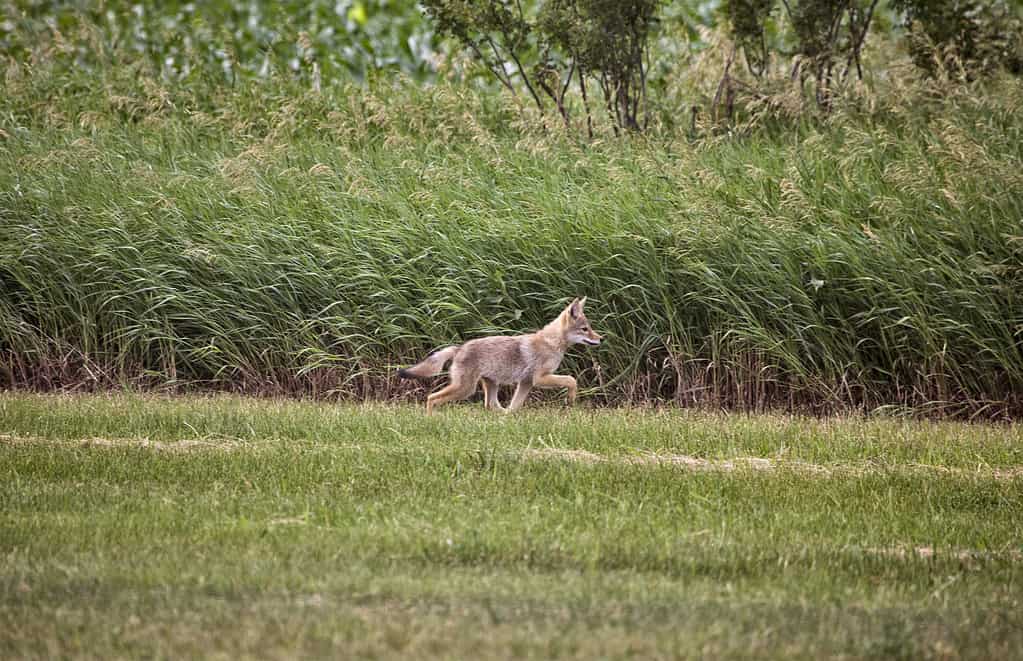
[1,393,1021,659]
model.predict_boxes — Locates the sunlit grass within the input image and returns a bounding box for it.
[2,392,1022,468]
[1,393,1021,658]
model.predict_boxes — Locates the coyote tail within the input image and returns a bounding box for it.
[397,345,460,379]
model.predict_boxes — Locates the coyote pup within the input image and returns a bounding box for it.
[398,297,602,414]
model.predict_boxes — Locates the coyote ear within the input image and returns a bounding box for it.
[568,297,582,320]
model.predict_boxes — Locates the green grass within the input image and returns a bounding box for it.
[2,21,1023,416]
[2,393,1021,658]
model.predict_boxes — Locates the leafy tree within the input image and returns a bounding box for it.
[722,0,880,113]
[420,1,548,114]
[423,0,661,134]
[726,0,775,76]
[540,0,661,132]
[785,0,880,108]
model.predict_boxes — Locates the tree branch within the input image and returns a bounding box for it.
[578,65,594,139]
[497,36,545,113]
[844,0,879,81]
[712,44,737,122]
[561,59,576,101]
[467,38,515,94]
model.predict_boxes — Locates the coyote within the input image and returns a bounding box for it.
[398,297,602,414]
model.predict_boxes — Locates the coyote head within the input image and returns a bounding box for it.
[561,297,602,346]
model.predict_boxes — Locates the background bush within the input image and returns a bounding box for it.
[0,0,435,81]
[892,0,1023,79]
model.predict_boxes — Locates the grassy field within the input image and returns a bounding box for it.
[2,392,1021,658]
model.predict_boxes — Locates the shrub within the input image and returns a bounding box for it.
[423,0,660,133]
[539,0,661,132]
[722,0,880,113]
[725,0,776,76]
[892,0,1023,79]
[421,1,551,119]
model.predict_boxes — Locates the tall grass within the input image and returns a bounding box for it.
[2,22,1022,416]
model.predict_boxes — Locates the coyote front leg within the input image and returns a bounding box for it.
[535,373,578,406]
[506,380,533,412]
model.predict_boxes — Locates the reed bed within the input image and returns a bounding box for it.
[2,26,1022,417]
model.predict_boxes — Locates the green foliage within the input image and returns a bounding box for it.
[720,0,1022,118]
[892,0,1023,78]
[787,0,849,61]
[3,8,1023,416]
[422,0,532,48]
[0,0,435,81]
[721,0,881,112]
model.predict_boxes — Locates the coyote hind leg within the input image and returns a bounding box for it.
[505,380,533,413]
[426,363,479,415]
[426,381,477,415]
[481,377,504,411]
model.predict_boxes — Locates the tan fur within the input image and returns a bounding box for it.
[398,297,602,414]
